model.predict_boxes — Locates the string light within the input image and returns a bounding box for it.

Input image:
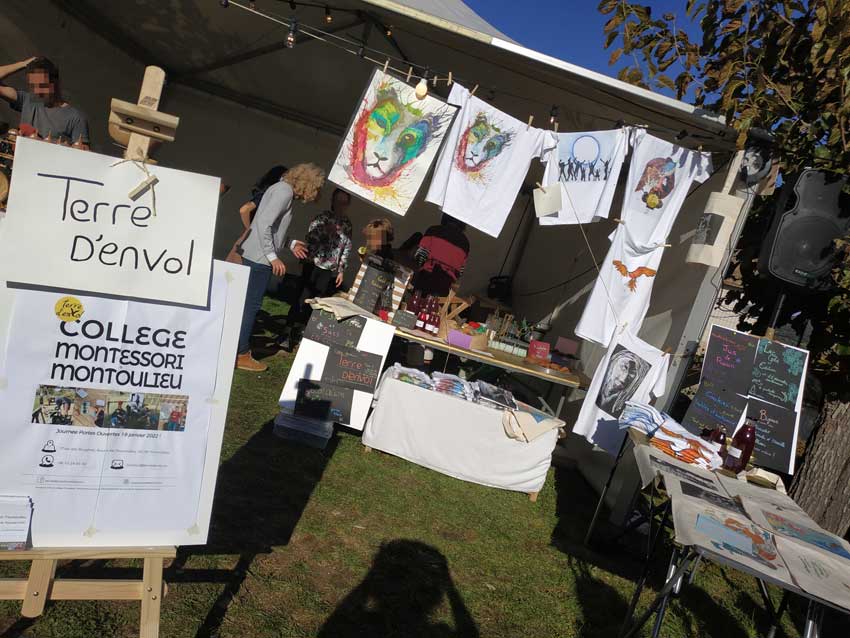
[549,105,559,125]
[219,0,229,7]
[385,25,393,37]
[286,18,298,48]
[324,6,333,23]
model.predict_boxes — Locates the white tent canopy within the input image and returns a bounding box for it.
[2,0,751,522]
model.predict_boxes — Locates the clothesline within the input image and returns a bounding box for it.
[225,0,723,148]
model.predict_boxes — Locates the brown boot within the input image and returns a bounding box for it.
[236,351,268,372]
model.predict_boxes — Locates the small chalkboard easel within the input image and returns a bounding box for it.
[0,66,181,638]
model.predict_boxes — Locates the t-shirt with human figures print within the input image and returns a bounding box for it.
[575,131,712,346]
[574,329,669,455]
[426,84,557,238]
[539,128,630,225]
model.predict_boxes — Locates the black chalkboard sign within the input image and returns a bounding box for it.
[303,310,366,349]
[294,379,354,424]
[352,264,394,314]
[701,325,759,393]
[750,339,807,412]
[322,346,382,392]
[747,398,797,474]
[681,379,747,436]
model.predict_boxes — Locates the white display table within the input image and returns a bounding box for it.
[362,378,558,497]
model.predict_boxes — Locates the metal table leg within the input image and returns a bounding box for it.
[620,550,695,638]
[583,436,630,546]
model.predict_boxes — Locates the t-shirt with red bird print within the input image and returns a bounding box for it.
[575,131,712,346]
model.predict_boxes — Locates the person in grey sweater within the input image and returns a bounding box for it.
[236,163,326,372]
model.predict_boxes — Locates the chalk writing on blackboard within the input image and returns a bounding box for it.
[750,339,807,412]
[294,379,354,424]
[701,325,758,393]
[322,346,382,393]
[303,309,365,349]
[681,379,747,436]
[746,398,797,475]
[352,264,394,314]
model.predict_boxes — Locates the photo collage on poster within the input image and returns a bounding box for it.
[31,385,188,432]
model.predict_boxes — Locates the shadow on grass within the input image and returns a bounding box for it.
[164,419,339,638]
[318,539,480,638]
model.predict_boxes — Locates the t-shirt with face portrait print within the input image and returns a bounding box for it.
[573,329,669,455]
[426,84,557,238]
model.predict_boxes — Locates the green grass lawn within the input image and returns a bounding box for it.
[0,299,846,637]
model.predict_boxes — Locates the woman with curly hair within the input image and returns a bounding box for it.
[236,163,326,371]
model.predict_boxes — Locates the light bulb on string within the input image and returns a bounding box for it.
[325,6,333,23]
[219,0,229,7]
[385,25,393,37]
[286,19,298,48]
[549,105,559,126]
[415,73,428,99]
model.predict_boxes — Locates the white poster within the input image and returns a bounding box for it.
[0,261,247,547]
[0,138,219,307]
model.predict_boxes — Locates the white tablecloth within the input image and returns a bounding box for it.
[363,378,558,493]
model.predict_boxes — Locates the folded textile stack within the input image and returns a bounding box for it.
[386,363,434,390]
[433,372,476,401]
[476,380,518,411]
[621,401,722,470]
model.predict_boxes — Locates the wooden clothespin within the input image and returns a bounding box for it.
[382,59,389,74]
[535,181,546,194]
[470,84,478,96]
[663,346,673,355]
[554,122,559,133]
[432,74,438,87]
[406,67,413,82]
[662,243,672,248]
[613,218,625,225]
[527,115,534,129]
[447,71,453,85]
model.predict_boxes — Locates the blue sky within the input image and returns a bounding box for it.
[464,0,696,85]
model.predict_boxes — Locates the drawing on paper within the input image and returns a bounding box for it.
[695,509,782,571]
[454,112,513,179]
[763,511,850,560]
[636,157,676,210]
[595,344,650,417]
[613,260,657,292]
[329,69,456,215]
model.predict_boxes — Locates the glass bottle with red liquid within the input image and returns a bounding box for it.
[723,418,757,473]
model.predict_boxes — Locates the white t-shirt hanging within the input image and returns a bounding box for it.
[621,130,713,246]
[426,84,557,238]
[575,227,663,346]
[574,132,713,346]
[573,329,669,455]
[539,128,629,225]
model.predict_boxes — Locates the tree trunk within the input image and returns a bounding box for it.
[790,398,850,536]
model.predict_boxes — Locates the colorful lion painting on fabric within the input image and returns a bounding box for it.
[328,70,456,216]
[454,112,513,180]
[635,157,676,210]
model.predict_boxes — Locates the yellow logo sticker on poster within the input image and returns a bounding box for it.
[54,296,84,322]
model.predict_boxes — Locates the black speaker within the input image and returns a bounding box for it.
[759,170,849,290]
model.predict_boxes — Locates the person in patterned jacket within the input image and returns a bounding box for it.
[281,188,353,350]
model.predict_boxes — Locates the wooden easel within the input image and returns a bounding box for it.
[0,67,182,638]
[0,546,176,638]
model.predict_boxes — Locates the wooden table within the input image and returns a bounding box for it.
[394,328,581,388]
[393,328,583,417]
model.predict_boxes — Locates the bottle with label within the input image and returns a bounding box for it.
[415,296,429,331]
[423,298,436,334]
[429,299,441,335]
[723,419,756,473]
